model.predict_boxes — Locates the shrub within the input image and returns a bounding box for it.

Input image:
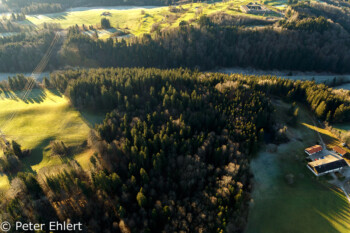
[101,18,111,29]
[50,141,68,156]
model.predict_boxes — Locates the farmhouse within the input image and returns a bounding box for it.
[304,145,322,156]
[240,3,269,14]
[101,11,111,16]
[333,146,347,157]
[307,155,348,176]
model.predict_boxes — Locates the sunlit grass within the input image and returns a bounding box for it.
[74,149,94,170]
[0,88,93,190]
[23,0,281,39]
[301,123,337,139]
[302,122,339,147]
[0,174,10,191]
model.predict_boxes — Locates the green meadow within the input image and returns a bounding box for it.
[0,173,9,190]
[22,0,282,39]
[245,100,350,233]
[0,88,104,191]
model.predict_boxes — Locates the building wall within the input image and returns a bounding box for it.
[307,165,343,176]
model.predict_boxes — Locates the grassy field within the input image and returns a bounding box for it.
[0,173,9,190]
[0,88,103,191]
[245,100,350,233]
[21,1,282,39]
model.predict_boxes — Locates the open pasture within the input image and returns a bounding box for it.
[22,1,282,38]
[0,88,102,191]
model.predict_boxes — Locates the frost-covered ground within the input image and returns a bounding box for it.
[217,67,350,89]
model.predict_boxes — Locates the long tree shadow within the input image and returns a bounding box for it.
[315,187,350,232]
[47,88,62,97]
[46,12,69,20]
[20,19,36,26]
[46,88,105,127]
[12,88,47,104]
[79,110,106,128]
[22,136,55,168]
[1,90,18,100]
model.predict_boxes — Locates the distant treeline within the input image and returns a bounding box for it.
[0,31,59,72]
[1,1,349,74]
[21,3,63,14]
[293,1,350,33]
[55,2,350,73]
[60,19,350,73]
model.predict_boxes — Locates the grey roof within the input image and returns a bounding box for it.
[313,159,348,174]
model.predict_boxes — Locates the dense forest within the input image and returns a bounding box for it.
[0,1,349,73]
[48,68,350,124]
[60,22,350,73]
[0,68,273,232]
[0,30,59,72]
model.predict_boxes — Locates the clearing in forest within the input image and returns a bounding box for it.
[0,88,103,191]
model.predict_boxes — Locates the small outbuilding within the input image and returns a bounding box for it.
[305,145,322,156]
[333,146,347,157]
[307,155,348,176]
[101,11,112,16]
